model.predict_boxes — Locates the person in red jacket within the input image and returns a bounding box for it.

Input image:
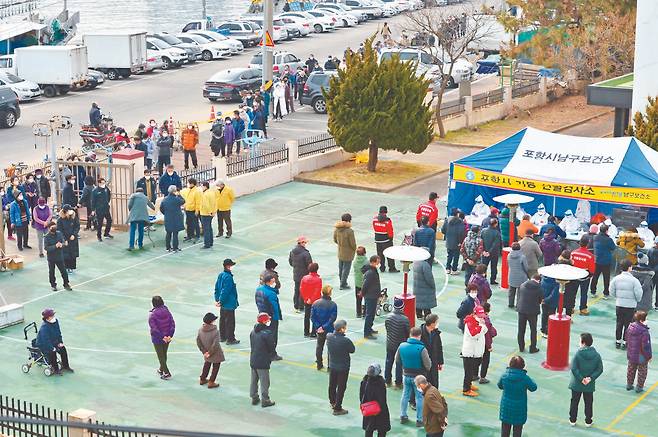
[571,236,596,316]
[300,262,323,337]
[372,206,398,273]
[416,192,439,230]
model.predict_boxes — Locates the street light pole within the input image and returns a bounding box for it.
[202,0,207,21]
[262,0,274,85]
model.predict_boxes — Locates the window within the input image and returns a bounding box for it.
[217,24,229,30]
[420,53,432,65]
[146,42,157,50]
[229,23,241,31]
[310,74,331,87]
[0,80,5,85]
[0,58,12,68]
[284,54,297,63]
[182,23,199,32]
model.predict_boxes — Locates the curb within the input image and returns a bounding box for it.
[551,110,614,133]
[294,167,449,193]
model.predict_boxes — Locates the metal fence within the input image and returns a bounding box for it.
[179,164,217,186]
[472,87,505,110]
[512,78,541,99]
[226,148,289,178]
[439,97,465,118]
[298,133,339,158]
[0,396,67,437]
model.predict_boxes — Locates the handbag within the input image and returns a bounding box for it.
[359,380,381,417]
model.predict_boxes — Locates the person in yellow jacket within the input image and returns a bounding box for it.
[617,228,645,264]
[215,180,235,239]
[180,178,202,243]
[181,124,199,170]
[199,181,216,249]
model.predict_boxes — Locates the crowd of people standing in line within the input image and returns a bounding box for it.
[18,187,658,436]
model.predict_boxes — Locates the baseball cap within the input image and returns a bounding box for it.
[474,306,486,317]
[223,258,236,266]
[203,312,218,324]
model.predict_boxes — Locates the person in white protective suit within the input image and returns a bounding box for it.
[604,218,618,239]
[575,199,591,224]
[469,195,490,221]
[559,209,580,234]
[638,221,655,245]
[531,203,550,228]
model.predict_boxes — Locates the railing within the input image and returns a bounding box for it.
[226,148,289,178]
[298,133,339,158]
[512,78,541,98]
[0,395,251,437]
[439,97,465,118]
[179,164,217,186]
[472,87,504,109]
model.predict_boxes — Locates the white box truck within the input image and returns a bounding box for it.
[1,46,88,97]
[83,31,147,80]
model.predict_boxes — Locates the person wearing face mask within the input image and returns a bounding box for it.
[91,177,113,241]
[78,176,96,231]
[57,205,80,274]
[198,181,216,249]
[209,118,225,157]
[44,222,71,290]
[158,164,182,196]
[181,123,199,170]
[180,178,201,243]
[62,174,78,209]
[36,308,74,375]
[457,284,481,332]
[255,273,283,361]
[136,169,157,204]
[23,174,38,210]
[159,185,185,252]
[34,169,51,201]
[127,188,155,251]
[1,186,12,241]
[156,129,174,176]
[250,312,276,408]
[9,191,31,251]
[32,197,52,258]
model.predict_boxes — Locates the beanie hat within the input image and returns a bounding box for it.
[379,206,388,214]
[203,312,218,324]
[393,297,404,310]
[41,308,55,319]
[257,312,271,324]
[637,252,649,266]
[367,363,382,377]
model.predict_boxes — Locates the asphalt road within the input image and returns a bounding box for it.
[1,2,501,168]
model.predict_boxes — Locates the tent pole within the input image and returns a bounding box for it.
[552,196,556,216]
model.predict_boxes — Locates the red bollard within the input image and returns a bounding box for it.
[397,294,416,328]
[501,247,512,289]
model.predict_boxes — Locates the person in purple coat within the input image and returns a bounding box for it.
[32,197,52,258]
[468,264,492,303]
[223,117,236,156]
[149,295,176,380]
[626,310,652,393]
[540,228,561,266]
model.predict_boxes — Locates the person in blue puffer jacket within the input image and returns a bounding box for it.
[215,258,240,345]
[256,273,283,361]
[36,308,74,375]
[413,216,436,265]
[311,285,337,370]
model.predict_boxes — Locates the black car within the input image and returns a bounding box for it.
[300,70,337,114]
[0,87,20,128]
[203,68,262,102]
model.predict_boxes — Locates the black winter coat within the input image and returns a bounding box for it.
[136,177,157,204]
[360,375,391,433]
[327,332,355,371]
[44,230,66,262]
[361,265,381,300]
[288,244,312,281]
[441,216,465,250]
[36,175,51,199]
[62,184,78,208]
[420,323,444,366]
[57,216,80,259]
[249,323,275,369]
[516,279,543,315]
[79,184,94,210]
[90,187,111,214]
[384,310,410,352]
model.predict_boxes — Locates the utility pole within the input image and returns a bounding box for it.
[262,0,274,85]
[202,0,207,21]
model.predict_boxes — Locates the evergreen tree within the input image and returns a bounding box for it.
[325,38,433,172]
[628,96,658,152]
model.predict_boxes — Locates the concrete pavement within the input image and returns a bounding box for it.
[1,2,502,168]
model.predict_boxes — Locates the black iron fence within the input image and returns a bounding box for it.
[179,164,217,186]
[0,395,252,437]
[472,87,505,109]
[512,78,541,99]
[298,133,339,158]
[439,97,465,118]
[226,148,289,178]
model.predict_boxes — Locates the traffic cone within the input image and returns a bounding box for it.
[209,105,216,122]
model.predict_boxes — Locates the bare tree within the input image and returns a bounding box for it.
[402,7,498,137]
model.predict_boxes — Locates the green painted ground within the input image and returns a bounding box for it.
[0,182,654,437]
